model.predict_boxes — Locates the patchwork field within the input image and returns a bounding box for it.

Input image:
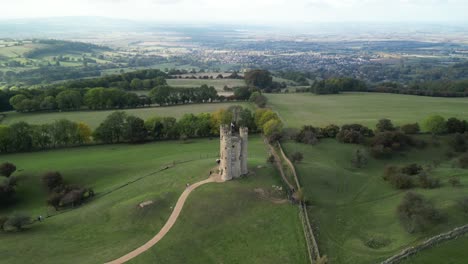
[0,102,250,128]
[267,93,468,129]
[0,136,308,264]
[282,137,468,263]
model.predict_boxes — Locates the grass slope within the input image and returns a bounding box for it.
[283,137,468,263]
[0,136,307,264]
[1,102,249,128]
[267,93,468,128]
[402,235,468,264]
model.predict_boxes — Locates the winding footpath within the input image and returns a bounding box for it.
[106,174,223,264]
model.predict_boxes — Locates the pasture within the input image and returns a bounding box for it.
[0,136,308,264]
[282,137,468,263]
[1,102,250,128]
[167,78,245,91]
[267,93,468,129]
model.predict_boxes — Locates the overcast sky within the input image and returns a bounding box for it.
[2,0,468,23]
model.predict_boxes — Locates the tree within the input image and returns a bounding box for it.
[263,119,283,142]
[446,117,466,134]
[376,118,395,132]
[149,85,172,105]
[40,96,56,110]
[210,109,233,135]
[55,90,82,111]
[321,124,340,138]
[397,192,443,233]
[123,116,147,143]
[249,92,268,108]
[291,152,304,163]
[400,123,420,134]
[3,214,31,231]
[9,94,28,112]
[76,122,92,144]
[9,122,34,152]
[0,162,16,177]
[0,125,12,153]
[94,111,127,143]
[244,70,273,90]
[449,133,467,152]
[233,87,252,100]
[423,115,447,135]
[41,171,64,191]
[130,78,143,90]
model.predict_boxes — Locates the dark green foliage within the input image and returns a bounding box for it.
[41,171,64,192]
[400,123,420,134]
[397,192,444,233]
[0,162,16,177]
[55,90,82,111]
[418,172,441,189]
[336,124,373,144]
[233,87,252,100]
[449,133,467,152]
[295,126,319,145]
[459,153,468,169]
[93,111,127,143]
[0,176,18,206]
[446,117,466,134]
[3,213,31,231]
[320,124,340,138]
[312,78,367,95]
[449,176,462,187]
[149,84,218,105]
[244,69,273,90]
[375,118,396,132]
[400,163,423,175]
[458,197,468,214]
[291,152,304,163]
[123,116,147,143]
[370,131,415,158]
[386,173,414,189]
[249,92,268,108]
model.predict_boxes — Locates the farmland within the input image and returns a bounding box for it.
[267,93,468,129]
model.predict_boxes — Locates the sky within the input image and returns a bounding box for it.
[1,0,468,23]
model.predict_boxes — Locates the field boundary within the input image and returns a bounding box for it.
[381,224,468,264]
[277,141,321,263]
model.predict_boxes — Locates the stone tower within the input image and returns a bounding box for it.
[219,124,248,181]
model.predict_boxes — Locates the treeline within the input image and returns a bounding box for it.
[0,66,102,85]
[24,39,109,58]
[0,105,282,154]
[310,77,468,97]
[7,84,250,112]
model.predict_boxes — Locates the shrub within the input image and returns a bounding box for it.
[296,126,319,145]
[446,117,466,134]
[291,152,304,163]
[418,172,440,189]
[370,131,414,158]
[400,163,423,175]
[267,154,275,163]
[449,133,467,152]
[0,162,16,177]
[351,149,368,168]
[321,124,340,138]
[397,192,444,233]
[459,153,468,169]
[400,123,420,134]
[376,118,396,132]
[3,213,31,231]
[449,176,462,187]
[0,216,7,231]
[423,115,447,135]
[388,173,414,189]
[383,165,399,181]
[337,124,374,144]
[41,171,64,192]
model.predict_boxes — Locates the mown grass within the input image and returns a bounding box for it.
[283,136,468,263]
[267,93,468,129]
[0,136,307,264]
[1,102,250,128]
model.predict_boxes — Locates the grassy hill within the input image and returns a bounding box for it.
[0,102,250,128]
[267,93,468,129]
[282,137,468,263]
[0,136,307,264]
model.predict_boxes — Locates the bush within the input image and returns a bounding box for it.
[400,123,420,134]
[376,118,396,132]
[351,149,368,168]
[267,154,275,163]
[388,173,414,189]
[397,192,444,233]
[370,131,414,158]
[423,115,447,135]
[3,213,31,231]
[401,163,423,175]
[418,172,440,189]
[41,171,64,192]
[296,126,319,145]
[449,133,467,152]
[0,216,7,231]
[337,124,373,144]
[291,152,304,163]
[459,153,468,169]
[321,124,340,138]
[0,162,16,177]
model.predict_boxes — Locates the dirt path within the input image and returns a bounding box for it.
[106,174,223,264]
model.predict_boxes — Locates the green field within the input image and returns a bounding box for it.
[402,235,468,264]
[267,93,468,128]
[0,137,307,264]
[167,78,245,91]
[1,102,250,128]
[282,137,468,263]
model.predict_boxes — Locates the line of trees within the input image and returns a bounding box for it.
[0,106,269,154]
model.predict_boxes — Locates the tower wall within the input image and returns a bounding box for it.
[240,127,248,175]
